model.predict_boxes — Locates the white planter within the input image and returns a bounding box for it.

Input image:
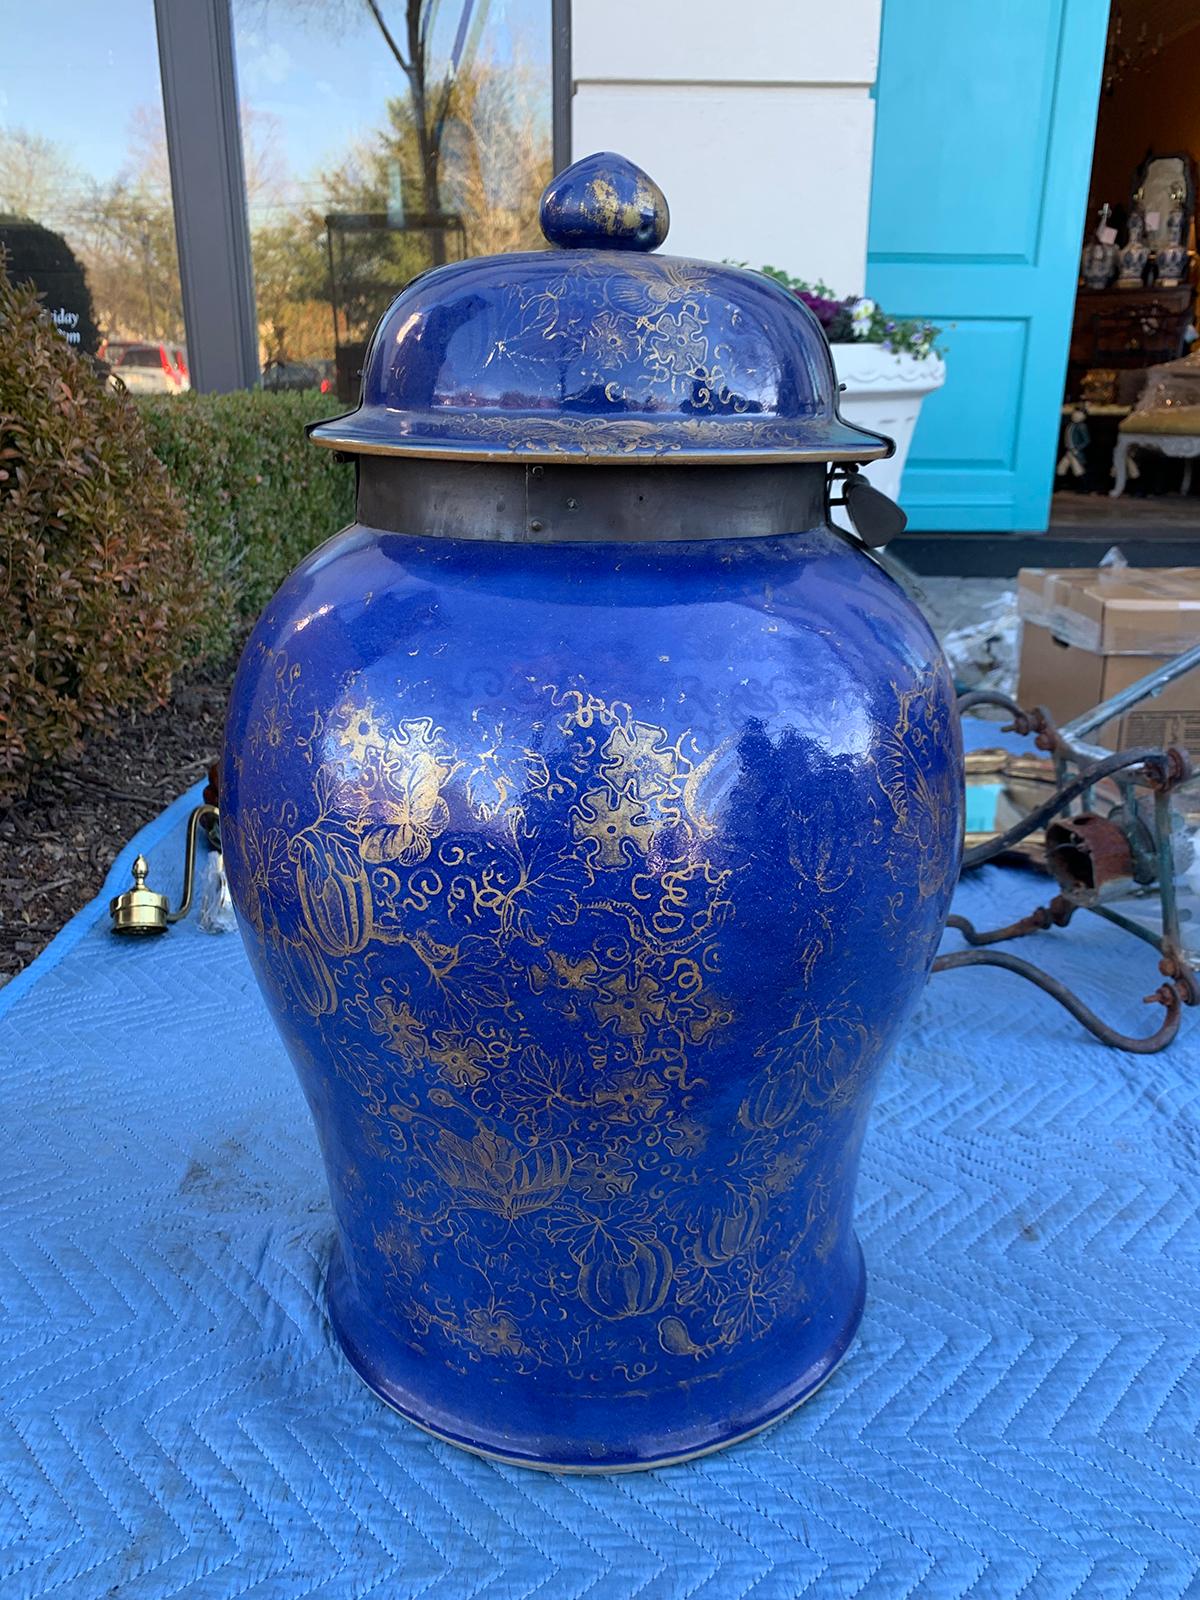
[831,343,947,504]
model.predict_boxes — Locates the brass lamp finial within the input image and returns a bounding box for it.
[109,804,219,937]
[110,853,171,936]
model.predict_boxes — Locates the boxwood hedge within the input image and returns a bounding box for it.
[136,388,354,662]
[1,267,354,797]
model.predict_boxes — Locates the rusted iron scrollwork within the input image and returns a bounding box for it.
[942,686,1198,1054]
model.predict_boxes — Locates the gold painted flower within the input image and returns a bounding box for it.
[569,1146,638,1200]
[665,1117,707,1158]
[599,720,680,807]
[676,992,732,1047]
[594,973,667,1039]
[529,949,600,999]
[335,701,389,765]
[369,995,426,1062]
[255,699,291,754]
[375,1223,425,1280]
[594,1066,668,1124]
[429,1029,490,1088]
[763,1143,809,1196]
[572,786,657,869]
[584,310,638,371]
[646,309,712,389]
[464,1305,526,1357]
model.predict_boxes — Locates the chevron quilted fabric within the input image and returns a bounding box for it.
[2,726,1199,1599]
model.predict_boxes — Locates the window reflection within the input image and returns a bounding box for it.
[233,0,553,399]
[0,2,552,400]
[0,4,188,390]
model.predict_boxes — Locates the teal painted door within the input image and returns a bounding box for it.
[867,0,1109,531]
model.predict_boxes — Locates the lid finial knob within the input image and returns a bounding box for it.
[539,152,669,253]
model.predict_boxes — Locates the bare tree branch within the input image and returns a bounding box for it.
[364,0,410,72]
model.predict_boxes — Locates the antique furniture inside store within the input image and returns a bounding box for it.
[1063,147,1198,495]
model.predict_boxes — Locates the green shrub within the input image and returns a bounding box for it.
[136,388,354,660]
[0,265,201,802]
[0,277,353,797]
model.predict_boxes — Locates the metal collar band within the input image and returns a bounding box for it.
[355,456,830,543]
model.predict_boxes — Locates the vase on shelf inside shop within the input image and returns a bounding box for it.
[1081,203,1118,290]
[220,150,964,1474]
[1117,207,1151,289]
[1158,197,1190,288]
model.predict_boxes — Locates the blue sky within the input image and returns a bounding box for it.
[1,2,164,184]
[1,0,551,194]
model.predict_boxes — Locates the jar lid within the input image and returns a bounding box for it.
[309,152,891,467]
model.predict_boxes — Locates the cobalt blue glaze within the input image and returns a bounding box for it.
[222,531,961,1469]
[308,152,890,466]
[539,150,670,252]
[222,156,961,1471]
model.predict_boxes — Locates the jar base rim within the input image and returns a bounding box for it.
[326,1241,866,1475]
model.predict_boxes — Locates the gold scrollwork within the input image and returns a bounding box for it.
[225,658,955,1380]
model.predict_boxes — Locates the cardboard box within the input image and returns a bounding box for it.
[1016,566,1200,749]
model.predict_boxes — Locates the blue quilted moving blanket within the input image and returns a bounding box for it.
[2,728,1197,1597]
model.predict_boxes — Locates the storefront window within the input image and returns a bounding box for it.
[232,0,554,398]
[0,2,190,391]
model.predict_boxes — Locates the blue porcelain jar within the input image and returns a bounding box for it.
[222,154,963,1471]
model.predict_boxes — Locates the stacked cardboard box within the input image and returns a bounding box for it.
[1016,566,1200,749]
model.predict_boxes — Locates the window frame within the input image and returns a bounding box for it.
[155,0,573,394]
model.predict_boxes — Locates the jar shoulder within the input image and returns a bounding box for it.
[239,524,941,702]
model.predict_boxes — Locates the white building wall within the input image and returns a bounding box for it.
[570,0,882,294]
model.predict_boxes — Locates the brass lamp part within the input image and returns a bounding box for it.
[963,747,1057,866]
[109,804,219,937]
[109,854,171,935]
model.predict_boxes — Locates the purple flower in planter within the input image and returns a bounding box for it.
[748,264,942,357]
[792,291,855,345]
[795,290,842,328]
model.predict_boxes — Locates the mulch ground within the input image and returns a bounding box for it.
[0,651,240,983]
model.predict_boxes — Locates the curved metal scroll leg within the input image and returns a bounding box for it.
[959,746,1165,873]
[931,948,1183,1055]
[946,906,1074,947]
[954,689,1027,720]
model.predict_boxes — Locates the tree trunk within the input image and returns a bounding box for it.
[405,0,446,266]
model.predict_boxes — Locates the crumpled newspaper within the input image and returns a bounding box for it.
[941,590,1020,697]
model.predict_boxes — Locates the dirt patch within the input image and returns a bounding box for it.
[0,648,240,982]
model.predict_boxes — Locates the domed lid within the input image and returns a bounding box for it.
[309,152,891,466]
